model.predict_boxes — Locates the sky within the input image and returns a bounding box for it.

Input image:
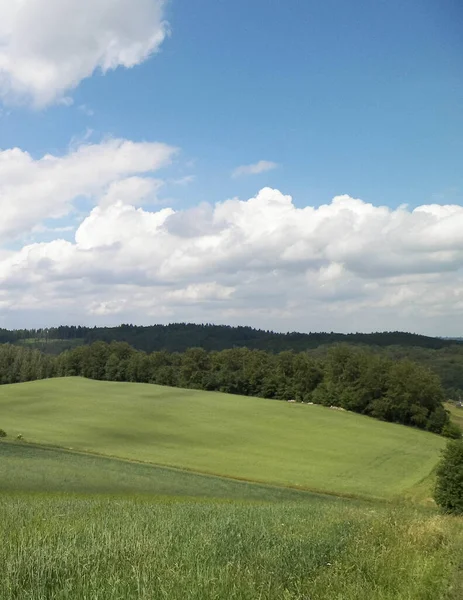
[0,0,462,335]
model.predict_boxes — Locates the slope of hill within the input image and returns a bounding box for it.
[0,441,317,501]
[445,402,463,431]
[0,377,444,500]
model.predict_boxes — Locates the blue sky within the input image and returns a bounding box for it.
[0,0,462,333]
[2,0,462,209]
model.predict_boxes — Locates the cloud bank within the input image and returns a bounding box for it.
[0,143,462,334]
[0,138,176,240]
[0,0,168,106]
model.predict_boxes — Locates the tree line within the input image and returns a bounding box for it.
[1,322,459,352]
[1,341,460,438]
[4,323,463,396]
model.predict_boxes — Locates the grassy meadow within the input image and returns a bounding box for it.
[0,441,318,502]
[445,402,463,431]
[1,493,463,600]
[0,377,445,499]
[1,376,462,599]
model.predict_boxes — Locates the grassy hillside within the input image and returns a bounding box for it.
[0,441,318,502]
[1,378,461,599]
[0,377,444,499]
[446,402,463,430]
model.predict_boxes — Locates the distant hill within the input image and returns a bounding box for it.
[1,322,461,354]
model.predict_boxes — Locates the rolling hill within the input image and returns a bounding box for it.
[0,377,444,499]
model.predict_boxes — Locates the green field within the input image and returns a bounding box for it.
[0,441,320,502]
[0,377,444,499]
[1,376,462,599]
[1,493,462,600]
[446,402,463,431]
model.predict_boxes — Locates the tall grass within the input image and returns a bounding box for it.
[1,493,462,600]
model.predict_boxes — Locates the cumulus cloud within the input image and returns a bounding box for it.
[0,138,176,240]
[1,184,463,333]
[99,177,164,208]
[0,0,168,106]
[232,160,278,178]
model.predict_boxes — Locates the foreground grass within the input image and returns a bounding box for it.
[0,377,444,499]
[1,493,462,600]
[0,441,317,502]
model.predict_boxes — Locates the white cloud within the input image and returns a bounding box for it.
[78,104,94,117]
[172,175,196,186]
[0,137,177,240]
[1,184,463,334]
[232,160,278,178]
[57,96,74,107]
[99,176,164,207]
[0,0,168,107]
[166,283,235,303]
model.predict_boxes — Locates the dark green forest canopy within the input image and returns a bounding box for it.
[1,340,460,438]
[1,323,460,352]
[2,323,463,395]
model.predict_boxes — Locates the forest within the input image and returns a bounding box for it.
[1,340,460,438]
[2,323,463,396]
[1,323,459,352]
